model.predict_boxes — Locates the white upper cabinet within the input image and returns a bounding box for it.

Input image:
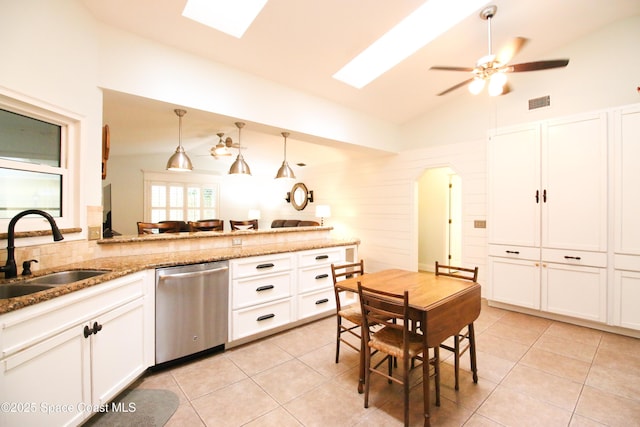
[488,112,608,253]
[488,124,541,247]
[614,105,640,255]
[541,112,608,252]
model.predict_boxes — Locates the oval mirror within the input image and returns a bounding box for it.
[291,182,309,211]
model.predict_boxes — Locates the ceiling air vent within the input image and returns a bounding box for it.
[529,95,550,110]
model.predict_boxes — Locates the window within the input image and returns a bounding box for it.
[144,171,219,222]
[0,90,79,231]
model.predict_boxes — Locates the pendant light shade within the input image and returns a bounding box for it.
[275,131,296,179]
[166,109,193,172]
[229,122,251,175]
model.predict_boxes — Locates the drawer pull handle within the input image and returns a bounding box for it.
[256,263,275,269]
[315,255,329,260]
[315,274,329,280]
[83,325,93,338]
[315,298,329,305]
[506,250,520,254]
[564,256,582,260]
[257,313,275,322]
[256,285,274,292]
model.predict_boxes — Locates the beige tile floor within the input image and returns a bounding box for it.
[131,301,640,426]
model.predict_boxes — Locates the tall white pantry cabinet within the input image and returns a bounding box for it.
[488,103,640,331]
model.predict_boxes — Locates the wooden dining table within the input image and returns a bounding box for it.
[337,269,481,426]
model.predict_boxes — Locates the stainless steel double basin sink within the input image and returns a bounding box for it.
[0,269,109,299]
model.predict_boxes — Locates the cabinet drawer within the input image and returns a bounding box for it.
[298,288,336,320]
[614,254,640,271]
[298,247,345,268]
[231,254,293,279]
[232,299,293,340]
[232,272,292,309]
[299,265,334,293]
[1,273,146,358]
[541,248,606,267]
[488,244,539,260]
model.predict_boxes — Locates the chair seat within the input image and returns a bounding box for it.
[337,305,362,324]
[369,327,424,359]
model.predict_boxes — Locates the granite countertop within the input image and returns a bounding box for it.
[0,238,359,315]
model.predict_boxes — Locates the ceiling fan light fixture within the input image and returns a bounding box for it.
[488,72,507,96]
[229,122,251,175]
[275,131,296,179]
[212,132,232,157]
[166,109,193,172]
[468,77,485,95]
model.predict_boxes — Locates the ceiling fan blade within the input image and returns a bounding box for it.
[436,78,474,96]
[496,37,528,65]
[430,66,474,72]
[508,59,569,72]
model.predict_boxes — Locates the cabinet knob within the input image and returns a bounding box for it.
[92,321,103,334]
[83,325,93,338]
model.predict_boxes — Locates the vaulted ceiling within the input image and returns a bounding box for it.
[82,0,640,162]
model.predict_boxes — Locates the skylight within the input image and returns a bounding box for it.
[333,0,490,89]
[182,0,268,39]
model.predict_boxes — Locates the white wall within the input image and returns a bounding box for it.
[0,0,103,238]
[305,139,488,289]
[95,24,399,154]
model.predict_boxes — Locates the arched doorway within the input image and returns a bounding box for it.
[417,167,462,272]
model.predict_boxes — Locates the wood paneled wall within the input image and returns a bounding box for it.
[307,138,488,292]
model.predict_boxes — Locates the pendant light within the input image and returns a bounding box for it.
[229,122,251,175]
[275,131,296,179]
[166,109,193,172]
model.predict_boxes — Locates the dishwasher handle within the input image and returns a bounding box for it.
[158,266,229,281]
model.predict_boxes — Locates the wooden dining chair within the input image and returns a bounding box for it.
[136,221,182,234]
[330,260,365,363]
[358,283,440,427]
[189,219,224,231]
[229,219,258,230]
[435,261,479,390]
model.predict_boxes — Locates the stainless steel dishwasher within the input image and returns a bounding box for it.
[155,261,229,365]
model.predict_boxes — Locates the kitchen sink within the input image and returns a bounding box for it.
[0,284,53,299]
[24,269,110,286]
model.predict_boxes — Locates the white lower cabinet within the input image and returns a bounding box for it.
[489,255,541,309]
[612,254,640,331]
[489,246,607,323]
[0,271,154,427]
[296,247,345,319]
[230,253,294,340]
[229,245,354,342]
[542,263,606,322]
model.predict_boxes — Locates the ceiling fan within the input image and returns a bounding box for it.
[209,132,246,159]
[430,5,569,96]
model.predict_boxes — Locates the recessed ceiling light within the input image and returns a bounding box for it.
[333,0,490,89]
[182,0,268,39]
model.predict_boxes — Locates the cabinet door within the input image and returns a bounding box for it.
[91,298,147,406]
[541,263,606,322]
[489,257,540,309]
[541,112,608,251]
[488,124,540,246]
[613,270,640,330]
[0,327,90,427]
[614,105,640,255]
